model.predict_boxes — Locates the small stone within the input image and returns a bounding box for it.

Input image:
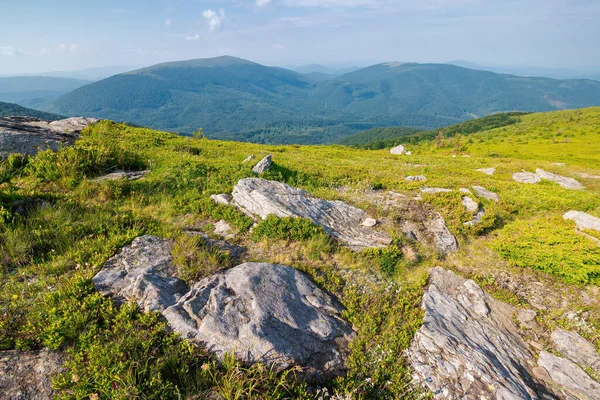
[405,175,426,182]
[513,171,541,184]
[390,144,405,155]
[213,220,233,238]
[361,218,377,227]
[517,309,537,325]
[242,155,255,164]
[91,170,150,182]
[211,194,232,206]
[472,185,500,202]
[461,196,479,212]
[459,188,472,194]
[553,162,566,166]
[476,167,496,175]
[252,155,272,174]
[405,151,412,155]
[420,187,452,194]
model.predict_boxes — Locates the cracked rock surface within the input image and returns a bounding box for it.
[232,178,391,250]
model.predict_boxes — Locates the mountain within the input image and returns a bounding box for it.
[49,56,600,144]
[291,64,361,76]
[0,76,91,109]
[32,65,143,81]
[447,60,600,81]
[0,101,62,120]
[338,126,421,147]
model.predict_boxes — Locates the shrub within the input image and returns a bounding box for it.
[361,245,404,276]
[250,215,327,242]
[172,233,232,283]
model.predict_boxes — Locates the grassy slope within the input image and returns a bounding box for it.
[1,107,599,398]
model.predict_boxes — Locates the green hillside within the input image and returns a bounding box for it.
[342,112,528,148]
[1,107,599,398]
[49,57,600,144]
[0,101,62,120]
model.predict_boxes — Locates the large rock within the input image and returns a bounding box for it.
[252,155,272,174]
[163,262,355,380]
[537,351,600,400]
[91,170,150,182]
[407,267,545,399]
[93,239,354,380]
[0,349,66,400]
[0,116,98,159]
[535,169,584,190]
[476,167,496,175]
[551,328,600,376]
[563,210,600,232]
[231,178,391,250]
[390,144,405,155]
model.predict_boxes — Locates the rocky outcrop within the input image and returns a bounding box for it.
[242,155,255,164]
[213,220,233,239]
[408,267,547,399]
[252,155,272,174]
[0,116,98,159]
[390,144,405,155]
[513,171,542,184]
[163,262,355,380]
[535,169,584,190]
[536,351,600,400]
[91,170,150,182]
[93,238,354,380]
[0,349,66,400]
[472,185,500,202]
[551,328,600,377]
[231,178,391,250]
[563,210,600,232]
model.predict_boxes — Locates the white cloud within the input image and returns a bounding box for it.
[185,34,201,41]
[0,47,25,56]
[257,0,273,7]
[164,18,172,27]
[57,43,78,52]
[272,43,286,50]
[202,9,226,32]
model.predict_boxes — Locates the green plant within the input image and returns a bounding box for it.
[250,215,327,242]
[172,233,232,283]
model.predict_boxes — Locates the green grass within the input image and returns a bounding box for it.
[1,108,600,398]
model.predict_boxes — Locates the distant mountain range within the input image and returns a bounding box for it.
[0,76,91,109]
[446,60,600,81]
[38,56,600,144]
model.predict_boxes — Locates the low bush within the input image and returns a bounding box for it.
[250,215,327,242]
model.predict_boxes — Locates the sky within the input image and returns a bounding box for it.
[1,0,599,75]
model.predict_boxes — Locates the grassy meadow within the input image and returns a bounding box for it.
[1,107,600,398]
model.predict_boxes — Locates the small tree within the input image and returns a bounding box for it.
[192,128,205,140]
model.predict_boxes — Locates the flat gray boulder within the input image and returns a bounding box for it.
[420,187,452,194]
[405,175,426,182]
[537,351,600,400]
[472,185,500,202]
[91,170,150,182]
[252,155,272,174]
[461,196,479,212]
[163,262,355,380]
[210,194,233,206]
[513,171,541,184]
[536,168,584,190]
[408,267,542,399]
[231,178,391,250]
[92,235,189,312]
[563,210,600,232]
[0,349,65,400]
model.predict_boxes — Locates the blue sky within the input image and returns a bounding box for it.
[1,0,599,75]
